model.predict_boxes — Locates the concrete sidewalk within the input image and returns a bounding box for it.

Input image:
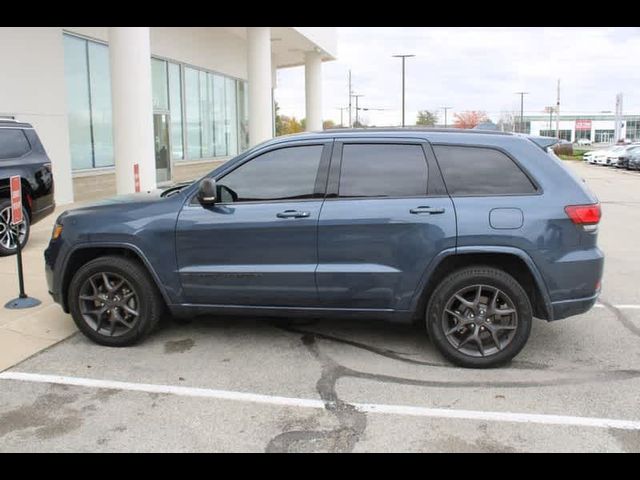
[0,205,78,371]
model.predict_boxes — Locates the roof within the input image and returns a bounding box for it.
[265,128,556,152]
[0,120,32,129]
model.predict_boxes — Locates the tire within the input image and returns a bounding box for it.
[68,255,164,347]
[0,199,30,256]
[426,266,532,369]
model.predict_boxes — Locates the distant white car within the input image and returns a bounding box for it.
[594,146,626,165]
[577,138,592,146]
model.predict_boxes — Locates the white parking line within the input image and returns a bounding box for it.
[595,304,640,309]
[2,371,640,431]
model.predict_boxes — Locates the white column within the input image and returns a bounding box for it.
[108,27,156,195]
[247,27,273,146]
[304,51,323,132]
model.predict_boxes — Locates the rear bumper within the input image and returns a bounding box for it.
[550,293,599,321]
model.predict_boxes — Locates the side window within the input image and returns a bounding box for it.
[433,145,537,196]
[339,144,428,198]
[0,129,31,159]
[217,145,323,202]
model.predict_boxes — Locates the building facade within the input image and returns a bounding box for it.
[0,27,337,203]
[524,112,640,144]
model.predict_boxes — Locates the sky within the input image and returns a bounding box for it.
[274,27,640,127]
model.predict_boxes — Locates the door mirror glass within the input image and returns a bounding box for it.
[197,178,217,205]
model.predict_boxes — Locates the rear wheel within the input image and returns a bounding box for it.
[0,200,29,256]
[426,266,532,368]
[68,256,164,346]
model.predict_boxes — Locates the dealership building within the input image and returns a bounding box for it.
[0,27,337,203]
[523,112,640,144]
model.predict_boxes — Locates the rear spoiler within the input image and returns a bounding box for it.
[519,134,560,151]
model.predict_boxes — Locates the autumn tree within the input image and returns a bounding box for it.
[323,119,336,130]
[453,111,489,129]
[416,110,438,126]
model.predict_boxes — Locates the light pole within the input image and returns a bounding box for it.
[515,92,529,133]
[441,106,452,128]
[352,94,364,127]
[392,54,415,127]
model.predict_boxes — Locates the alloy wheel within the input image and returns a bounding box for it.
[78,272,140,337]
[441,284,518,358]
[0,207,27,251]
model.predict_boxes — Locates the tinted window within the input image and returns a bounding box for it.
[339,144,428,198]
[217,145,323,202]
[433,145,536,196]
[0,129,31,159]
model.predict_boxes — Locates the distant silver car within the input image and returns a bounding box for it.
[577,138,592,146]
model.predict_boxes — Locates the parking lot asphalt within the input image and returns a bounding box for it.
[1,161,640,452]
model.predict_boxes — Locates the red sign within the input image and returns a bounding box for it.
[133,164,140,193]
[575,119,592,131]
[10,176,22,225]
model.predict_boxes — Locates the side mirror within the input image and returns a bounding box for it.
[197,178,217,205]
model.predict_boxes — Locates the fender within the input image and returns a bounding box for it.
[409,245,554,321]
[59,241,174,312]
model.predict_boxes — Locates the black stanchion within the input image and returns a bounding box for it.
[5,226,40,309]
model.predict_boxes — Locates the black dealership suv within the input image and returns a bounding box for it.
[0,119,55,255]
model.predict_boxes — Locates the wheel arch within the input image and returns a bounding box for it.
[412,247,553,322]
[60,243,170,313]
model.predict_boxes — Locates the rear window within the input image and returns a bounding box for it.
[433,145,537,196]
[0,129,31,159]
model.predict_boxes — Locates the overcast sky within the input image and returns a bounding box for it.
[274,27,640,126]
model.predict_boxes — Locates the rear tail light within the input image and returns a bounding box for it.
[565,204,601,231]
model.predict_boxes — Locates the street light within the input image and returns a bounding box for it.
[441,106,452,128]
[515,92,529,133]
[392,54,415,127]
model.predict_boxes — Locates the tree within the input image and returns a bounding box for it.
[323,119,336,130]
[497,110,517,133]
[453,111,489,129]
[416,110,438,126]
[275,101,305,136]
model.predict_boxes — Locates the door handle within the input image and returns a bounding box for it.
[410,206,445,215]
[277,210,311,219]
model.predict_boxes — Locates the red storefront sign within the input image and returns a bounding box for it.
[10,176,23,225]
[575,119,592,131]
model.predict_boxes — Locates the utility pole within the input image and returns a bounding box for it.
[515,92,529,133]
[392,54,415,127]
[441,106,452,128]
[353,94,364,127]
[336,107,347,128]
[348,70,352,128]
[556,79,560,139]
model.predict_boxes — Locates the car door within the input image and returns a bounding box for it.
[316,138,456,311]
[176,140,332,306]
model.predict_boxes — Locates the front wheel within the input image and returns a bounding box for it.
[426,266,532,368]
[68,256,164,347]
[0,200,29,256]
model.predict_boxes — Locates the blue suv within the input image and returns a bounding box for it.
[44,129,604,368]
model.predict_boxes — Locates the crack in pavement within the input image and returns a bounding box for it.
[265,333,367,453]
[265,320,640,452]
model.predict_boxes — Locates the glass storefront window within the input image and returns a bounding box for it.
[168,62,184,160]
[225,76,238,156]
[237,81,249,152]
[213,74,227,157]
[63,35,93,171]
[185,67,202,159]
[151,58,169,111]
[63,33,114,171]
[65,34,245,170]
[88,42,114,168]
